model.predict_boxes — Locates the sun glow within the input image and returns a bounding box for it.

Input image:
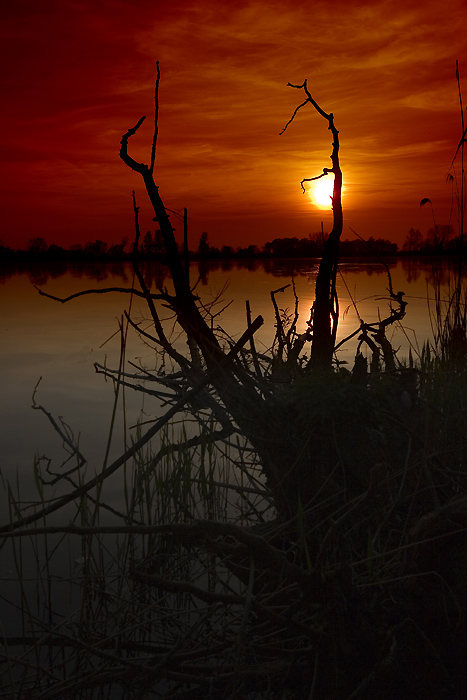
[312,177,335,208]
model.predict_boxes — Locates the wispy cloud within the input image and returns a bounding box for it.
[1,0,465,247]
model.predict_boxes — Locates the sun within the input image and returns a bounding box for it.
[312,177,334,208]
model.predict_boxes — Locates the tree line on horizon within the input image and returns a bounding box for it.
[0,222,462,262]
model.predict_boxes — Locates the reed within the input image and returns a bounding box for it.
[2,338,467,698]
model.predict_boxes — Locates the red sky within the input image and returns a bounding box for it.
[1,0,466,251]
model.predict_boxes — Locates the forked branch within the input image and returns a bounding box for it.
[281,79,343,369]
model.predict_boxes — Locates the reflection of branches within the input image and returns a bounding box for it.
[269,278,312,377]
[349,227,400,299]
[335,289,407,373]
[1,317,263,535]
[130,191,192,370]
[270,283,291,361]
[32,377,86,472]
[334,229,407,372]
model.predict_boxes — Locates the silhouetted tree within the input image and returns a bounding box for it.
[142,230,153,256]
[280,80,343,369]
[263,236,302,257]
[27,237,48,254]
[84,239,108,257]
[220,244,234,257]
[108,237,128,258]
[197,231,210,257]
[47,243,66,259]
[403,227,424,253]
[308,229,326,253]
[154,228,165,257]
[237,244,259,257]
[427,224,455,252]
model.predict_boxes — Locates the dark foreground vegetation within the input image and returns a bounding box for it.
[1,65,466,699]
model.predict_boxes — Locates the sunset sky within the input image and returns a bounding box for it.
[1,0,466,251]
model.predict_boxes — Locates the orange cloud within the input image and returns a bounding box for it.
[1,0,465,250]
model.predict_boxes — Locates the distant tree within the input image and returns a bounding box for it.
[366,237,398,255]
[68,243,84,259]
[84,240,108,256]
[197,232,210,257]
[220,245,234,258]
[263,241,273,256]
[0,239,13,256]
[294,237,309,256]
[339,238,366,256]
[264,237,299,257]
[27,237,48,254]
[446,233,467,253]
[339,237,397,256]
[154,229,165,257]
[47,244,66,259]
[309,230,325,246]
[142,231,154,256]
[141,230,164,258]
[403,228,424,253]
[426,224,455,252]
[263,235,326,258]
[108,238,128,257]
[237,244,259,257]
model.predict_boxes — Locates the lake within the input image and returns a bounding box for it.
[0,256,452,498]
[0,255,461,695]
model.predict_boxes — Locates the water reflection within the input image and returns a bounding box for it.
[0,256,430,287]
[400,257,424,283]
[0,257,459,485]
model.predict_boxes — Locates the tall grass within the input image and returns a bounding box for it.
[428,60,467,368]
[2,333,467,699]
[0,415,275,699]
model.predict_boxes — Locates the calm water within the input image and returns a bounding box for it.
[0,256,459,694]
[0,257,451,494]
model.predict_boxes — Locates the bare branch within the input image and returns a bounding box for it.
[281,79,343,369]
[119,116,147,173]
[131,189,141,256]
[35,285,165,304]
[32,378,86,467]
[300,78,332,120]
[94,363,179,401]
[124,310,162,347]
[246,299,262,378]
[270,284,291,361]
[279,98,309,135]
[130,191,190,367]
[280,79,332,138]
[0,313,263,534]
[300,167,332,193]
[149,61,160,175]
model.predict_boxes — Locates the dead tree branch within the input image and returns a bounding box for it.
[281,79,343,369]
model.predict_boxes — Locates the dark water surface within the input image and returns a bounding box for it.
[0,257,450,491]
